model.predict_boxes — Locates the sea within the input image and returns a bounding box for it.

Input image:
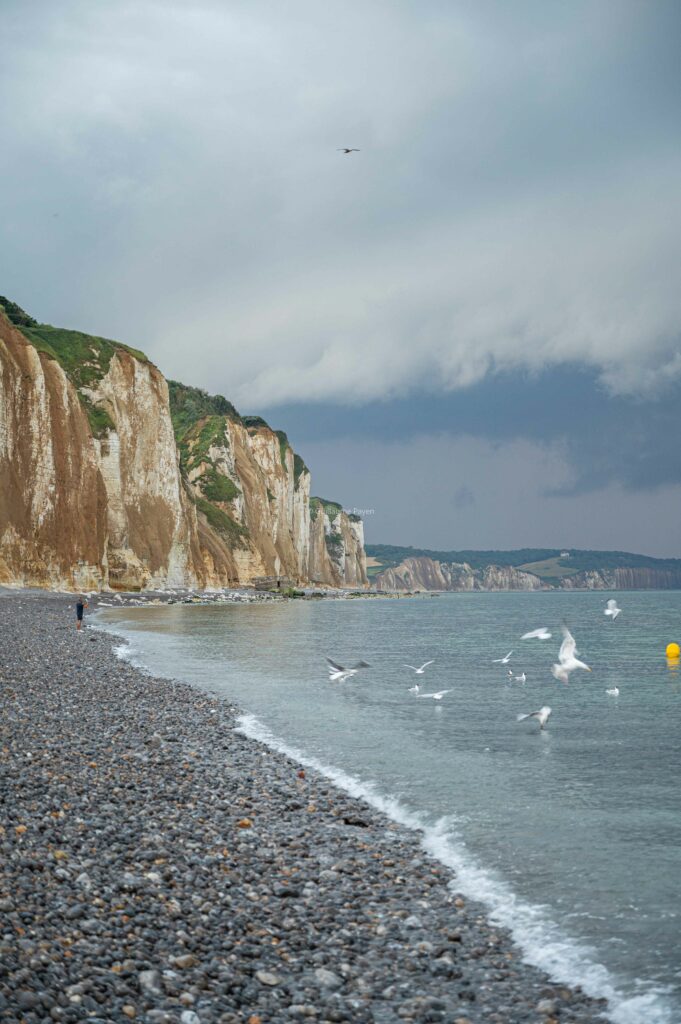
[97,589,681,1024]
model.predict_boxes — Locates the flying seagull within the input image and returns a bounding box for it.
[604,599,621,620]
[517,706,552,730]
[551,626,591,685]
[326,657,371,682]
[404,661,434,674]
[521,628,552,640]
[493,651,513,664]
[417,690,450,701]
[337,148,360,154]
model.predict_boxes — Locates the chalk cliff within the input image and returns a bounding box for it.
[0,302,367,591]
[168,387,368,589]
[308,499,366,588]
[375,557,544,592]
[374,556,681,592]
[558,567,681,590]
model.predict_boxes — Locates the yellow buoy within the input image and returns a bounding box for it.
[666,642,680,658]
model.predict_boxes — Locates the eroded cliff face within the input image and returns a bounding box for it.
[308,500,366,588]
[374,557,543,592]
[86,352,205,590]
[176,409,367,587]
[0,316,107,589]
[180,416,310,584]
[0,306,367,591]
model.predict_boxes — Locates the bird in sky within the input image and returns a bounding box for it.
[493,651,513,664]
[417,690,451,701]
[326,657,371,682]
[337,148,360,154]
[604,599,621,620]
[517,706,552,730]
[521,628,552,640]
[404,661,434,674]
[551,626,591,685]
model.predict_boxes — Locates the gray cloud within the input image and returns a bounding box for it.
[300,434,681,557]
[1,0,680,407]
[264,365,681,495]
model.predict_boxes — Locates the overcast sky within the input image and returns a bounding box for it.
[1,1,680,555]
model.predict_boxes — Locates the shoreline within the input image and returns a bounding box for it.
[1,591,608,1023]
[1,585,420,608]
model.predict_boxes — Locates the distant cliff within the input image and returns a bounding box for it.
[373,556,681,592]
[558,568,681,590]
[374,557,543,592]
[0,303,367,591]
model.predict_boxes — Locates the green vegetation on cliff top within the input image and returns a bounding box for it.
[1,297,149,437]
[168,381,242,439]
[275,430,290,469]
[0,296,37,327]
[293,453,309,489]
[310,497,343,523]
[22,325,149,384]
[242,415,270,430]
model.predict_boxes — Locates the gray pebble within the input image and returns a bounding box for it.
[0,592,608,1024]
[313,967,343,990]
[255,970,282,986]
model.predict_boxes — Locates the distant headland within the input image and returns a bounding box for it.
[366,545,681,591]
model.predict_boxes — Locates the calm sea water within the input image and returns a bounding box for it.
[98,590,681,1024]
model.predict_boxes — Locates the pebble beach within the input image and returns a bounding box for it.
[0,591,608,1024]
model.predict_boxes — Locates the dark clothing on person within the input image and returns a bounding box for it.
[76,602,85,621]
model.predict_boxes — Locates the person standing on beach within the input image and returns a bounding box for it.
[76,597,88,630]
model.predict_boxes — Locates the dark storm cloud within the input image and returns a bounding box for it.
[261,368,681,493]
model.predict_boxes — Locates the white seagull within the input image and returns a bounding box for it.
[514,672,527,684]
[326,657,371,683]
[517,706,552,730]
[408,683,420,695]
[493,651,513,664]
[606,687,620,696]
[404,661,434,674]
[551,627,591,685]
[521,628,552,640]
[417,690,451,701]
[604,599,621,620]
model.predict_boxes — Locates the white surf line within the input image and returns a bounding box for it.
[86,614,676,1024]
[89,616,157,677]
[236,711,675,1024]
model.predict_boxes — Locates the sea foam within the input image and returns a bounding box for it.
[236,711,675,1024]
